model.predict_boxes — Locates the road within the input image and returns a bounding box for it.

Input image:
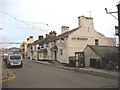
[0,51,3,90]
[0,60,2,89]
[2,59,118,88]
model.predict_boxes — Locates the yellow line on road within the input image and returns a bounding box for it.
[0,69,16,83]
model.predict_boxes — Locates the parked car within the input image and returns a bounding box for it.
[3,54,9,63]
[7,54,23,68]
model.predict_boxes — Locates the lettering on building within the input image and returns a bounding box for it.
[72,37,88,40]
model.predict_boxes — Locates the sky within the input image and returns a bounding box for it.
[0,0,119,48]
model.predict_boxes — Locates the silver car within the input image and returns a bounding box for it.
[7,54,23,68]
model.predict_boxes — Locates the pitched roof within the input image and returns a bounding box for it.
[31,27,79,45]
[40,36,58,44]
[33,40,38,45]
[58,27,79,38]
[88,45,118,60]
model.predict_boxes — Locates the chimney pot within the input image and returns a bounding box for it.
[29,36,33,38]
[46,34,49,38]
[27,38,29,41]
[38,35,43,40]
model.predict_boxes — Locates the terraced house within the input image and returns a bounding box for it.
[20,36,34,59]
[25,16,116,67]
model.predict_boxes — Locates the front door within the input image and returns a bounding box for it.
[54,50,57,60]
[75,52,85,68]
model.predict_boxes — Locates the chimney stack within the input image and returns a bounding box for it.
[49,31,57,37]
[29,36,33,39]
[78,16,94,29]
[46,34,49,38]
[27,38,29,41]
[38,35,43,40]
[61,26,69,34]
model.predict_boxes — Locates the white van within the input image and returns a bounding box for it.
[7,54,23,68]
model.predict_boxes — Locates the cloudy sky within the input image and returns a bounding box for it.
[0,0,119,48]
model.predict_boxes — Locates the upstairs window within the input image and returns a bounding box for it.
[41,44,44,48]
[30,46,33,50]
[46,43,49,47]
[37,47,40,50]
[52,41,56,46]
[95,39,99,45]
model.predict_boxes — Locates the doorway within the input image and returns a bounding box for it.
[75,52,85,68]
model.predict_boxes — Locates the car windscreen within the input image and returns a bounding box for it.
[10,55,21,60]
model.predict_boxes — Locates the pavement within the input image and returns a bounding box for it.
[35,60,119,80]
[1,60,9,81]
[0,60,2,83]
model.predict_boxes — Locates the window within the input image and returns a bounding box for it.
[37,47,40,50]
[95,39,99,45]
[60,49,63,55]
[31,46,33,50]
[23,48,25,52]
[10,55,21,60]
[41,44,44,48]
[46,43,49,47]
[34,46,36,50]
[52,41,56,46]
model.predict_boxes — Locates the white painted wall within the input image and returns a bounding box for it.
[56,26,115,63]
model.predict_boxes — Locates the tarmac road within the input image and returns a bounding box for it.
[2,59,118,88]
[0,59,2,89]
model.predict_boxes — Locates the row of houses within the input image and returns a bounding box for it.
[20,16,118,69]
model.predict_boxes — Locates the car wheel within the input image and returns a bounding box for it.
[20,64,22,68]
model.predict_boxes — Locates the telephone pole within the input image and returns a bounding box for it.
[105,2,120,71]
[117,2,120,71]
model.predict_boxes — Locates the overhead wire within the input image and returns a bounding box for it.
[0,10,49,45]
[0,10,49,31]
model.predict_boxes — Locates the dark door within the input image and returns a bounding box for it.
[90,59,96,67]
[90,58,100,68]
[54,51,57,60]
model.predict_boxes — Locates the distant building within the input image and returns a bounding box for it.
[9,47,20,54]
[27,31,57,61]
[27,39,39,60]
[20,36,34,59]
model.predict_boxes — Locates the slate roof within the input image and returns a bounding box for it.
[40,36,58,44]
[37,48,47,53]
[88,45,118,61]
[36,27,79,45]
[32,40,38,45]
[58,27,79,39]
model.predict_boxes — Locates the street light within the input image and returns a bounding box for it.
[105,7,118,36]
[105,8,118,20]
